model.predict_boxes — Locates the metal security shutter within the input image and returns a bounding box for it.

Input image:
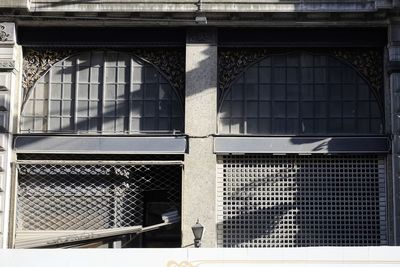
[16,159,182,231]
[216,154,387,247]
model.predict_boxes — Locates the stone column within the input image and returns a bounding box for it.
[388,22,400,245]
[182,28,218,247]
[0,22,20,248]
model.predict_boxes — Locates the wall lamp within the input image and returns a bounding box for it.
[195,16,207,24]
[191,219,204,248]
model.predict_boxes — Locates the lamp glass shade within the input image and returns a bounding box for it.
[191,221,204,240]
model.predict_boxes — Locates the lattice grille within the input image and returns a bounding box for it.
[17,161,181,230]
[217,154,387,247]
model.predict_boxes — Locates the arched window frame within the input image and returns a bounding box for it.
[217,51,385,136]
[20,50,185,134]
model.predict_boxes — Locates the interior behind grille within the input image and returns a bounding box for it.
[216,154,387,247]
[16,160,181,231]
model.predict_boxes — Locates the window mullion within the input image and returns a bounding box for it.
[46,68,52,132]
[74,57,79,132]
[128,58,133,133]
[101,54,106,133]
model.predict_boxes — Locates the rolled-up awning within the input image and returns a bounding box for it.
[214,136,390,154]
[14,135,187,154]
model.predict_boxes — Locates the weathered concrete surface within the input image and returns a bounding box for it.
[182,29,217,247]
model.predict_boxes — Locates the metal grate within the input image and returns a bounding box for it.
[217,154,387,247]
[16,160,182,230]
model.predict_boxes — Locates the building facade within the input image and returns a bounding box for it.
[0,0,399,248]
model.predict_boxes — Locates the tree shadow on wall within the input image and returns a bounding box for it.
[216,152,383,247]
[21,60,184,134]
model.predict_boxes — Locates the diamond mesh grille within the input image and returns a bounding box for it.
[16,161,181,230]
[217,154,387,247]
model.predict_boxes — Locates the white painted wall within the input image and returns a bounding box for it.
[0,247,399,267]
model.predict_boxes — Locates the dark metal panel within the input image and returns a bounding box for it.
[18,27,186,47]
[218,28,387,48]
[14,135,187,154]
[214,136,390,154]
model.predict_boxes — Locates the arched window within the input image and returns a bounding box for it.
[218,52,384,135]
[21,51,184,134]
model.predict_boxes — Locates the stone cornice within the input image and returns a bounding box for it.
[23,0,394,13]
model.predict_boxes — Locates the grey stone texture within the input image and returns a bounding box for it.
[182,28,218,247]
[0,0,28,9]
[389,22,400,245]
[0,22,19,248]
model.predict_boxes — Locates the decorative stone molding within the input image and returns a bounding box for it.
[218,48,270,100]
[0,26,9,42]
[22,48,74,97]
[0,61,15,71]
[332,48,383,95]
[218,48,383,103]
[135,48,185,103]
[22,48,185,103]
[0,23,15,44]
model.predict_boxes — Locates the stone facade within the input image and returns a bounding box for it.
[0,1,400,249]
[0,22,20,248]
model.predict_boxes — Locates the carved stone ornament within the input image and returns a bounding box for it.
[0,60,15,70]
[331,48,383,95]
[218,48,384,103]
[134,48,185,103]
[0,25,9,42]
[22,48,185,104]
[23,48,75,98]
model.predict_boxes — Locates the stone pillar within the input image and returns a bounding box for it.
[0,22,20,248]
[182,28,217,247]
[388,22,400,245]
